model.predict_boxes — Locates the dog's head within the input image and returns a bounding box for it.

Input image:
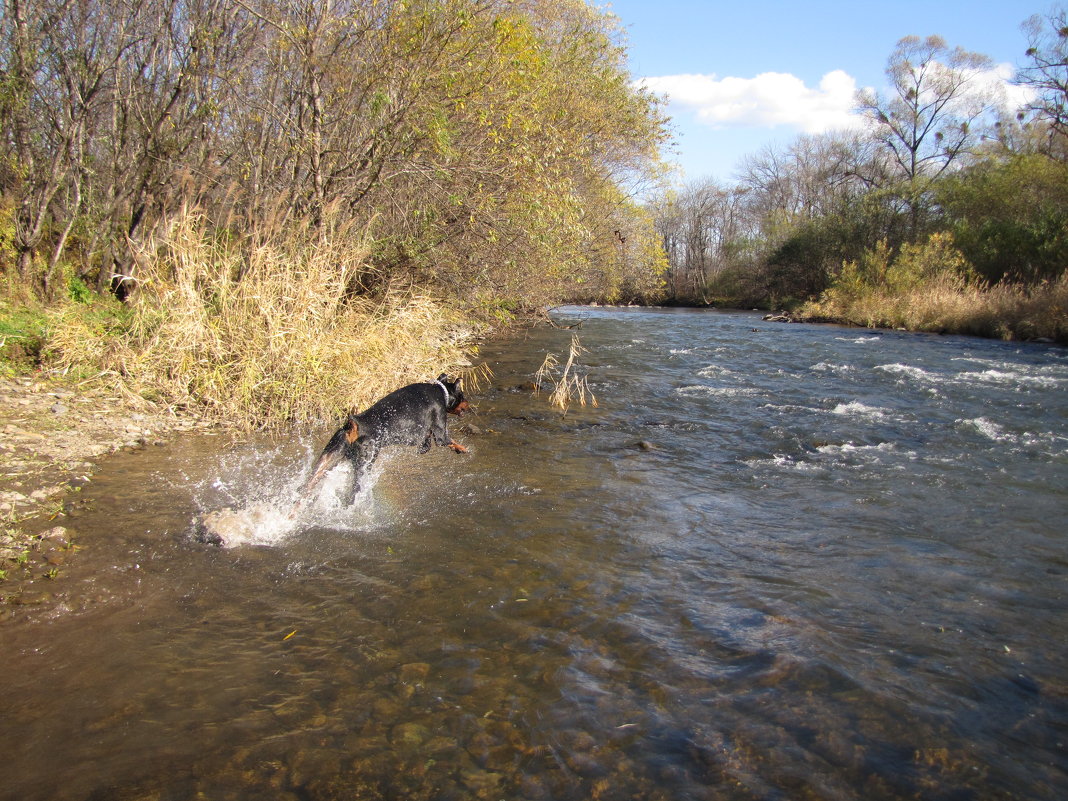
[437,373,470,416]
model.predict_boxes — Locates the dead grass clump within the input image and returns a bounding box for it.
[801,273,1068,343]
[534,334,598,413]
[800,234,1067,342]
[48,210,483,428]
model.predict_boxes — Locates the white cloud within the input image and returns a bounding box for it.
[896,61,1037,117]
[979,62,1037,113]
[638,62,1037,135]
[637,69,865,133]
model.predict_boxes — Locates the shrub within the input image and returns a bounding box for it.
[800,232,1067,342]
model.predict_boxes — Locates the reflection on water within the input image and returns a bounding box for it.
[2,307,1067,801]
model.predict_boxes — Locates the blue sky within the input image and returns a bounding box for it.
[604,0,1044,182]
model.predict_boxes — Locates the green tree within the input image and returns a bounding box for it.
[937,152,1068,282]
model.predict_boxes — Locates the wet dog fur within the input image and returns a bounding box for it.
[294,374,469,511]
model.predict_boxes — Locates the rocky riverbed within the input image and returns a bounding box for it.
[0,374,211,609]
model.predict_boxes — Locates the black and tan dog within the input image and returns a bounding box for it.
[294,374,469,512]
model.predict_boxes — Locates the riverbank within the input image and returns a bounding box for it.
[794,262,1068,344]
[1,283,486,608]
[0,374,214,608]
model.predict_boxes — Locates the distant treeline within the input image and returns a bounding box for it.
[0,0,668,313]
[653,14,1068,340]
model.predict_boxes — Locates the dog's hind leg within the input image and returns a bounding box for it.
[290,419,359,517]
[343,442,379,506]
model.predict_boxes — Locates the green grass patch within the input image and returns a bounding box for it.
[0,295,132,378]
[0,302,51,375]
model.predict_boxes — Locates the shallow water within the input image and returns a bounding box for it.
[3,307,1067,800]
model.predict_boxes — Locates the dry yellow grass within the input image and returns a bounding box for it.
[799,234,1067,342]
[48,210,485,428]
[801,273,1068,343]
[534,335,598,413]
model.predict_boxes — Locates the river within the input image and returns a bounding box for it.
[3,307,1066,800]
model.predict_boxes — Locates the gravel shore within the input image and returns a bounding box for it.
[1,374,211,606]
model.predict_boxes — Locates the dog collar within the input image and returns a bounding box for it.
[433,379,450,406]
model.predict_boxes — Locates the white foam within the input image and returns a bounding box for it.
[957,417,1013,443]
[812,362,855,375]
[199,503,299,548]
[816,441,901,457]
[957,369,1065,390]
[193,437,390,546]
[953,356,1067,375]
[817,441,916,471]
[676,385,759,398]
[875,363,942,383]
[697,364,734,378]
[762,402,822,415]
[831,401,891,421]
[747,454,823,473]
[747,440,916,474]
[835,335,882,344]
[956,418,1068,457]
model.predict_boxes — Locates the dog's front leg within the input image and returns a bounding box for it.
[431,419,468,454]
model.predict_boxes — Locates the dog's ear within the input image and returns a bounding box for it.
[344,418,360,444]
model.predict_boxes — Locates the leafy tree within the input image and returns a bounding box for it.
[0,0,670,311]
[653,178,756,303]
[937,152,1068,282]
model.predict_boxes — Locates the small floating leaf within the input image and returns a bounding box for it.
[283,630,297,641]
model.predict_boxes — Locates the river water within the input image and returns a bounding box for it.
[3,307,1066,800]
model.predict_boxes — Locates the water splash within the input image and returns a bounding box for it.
[191,436,387,547]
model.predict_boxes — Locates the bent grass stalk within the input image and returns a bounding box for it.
[534,335,597,413]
